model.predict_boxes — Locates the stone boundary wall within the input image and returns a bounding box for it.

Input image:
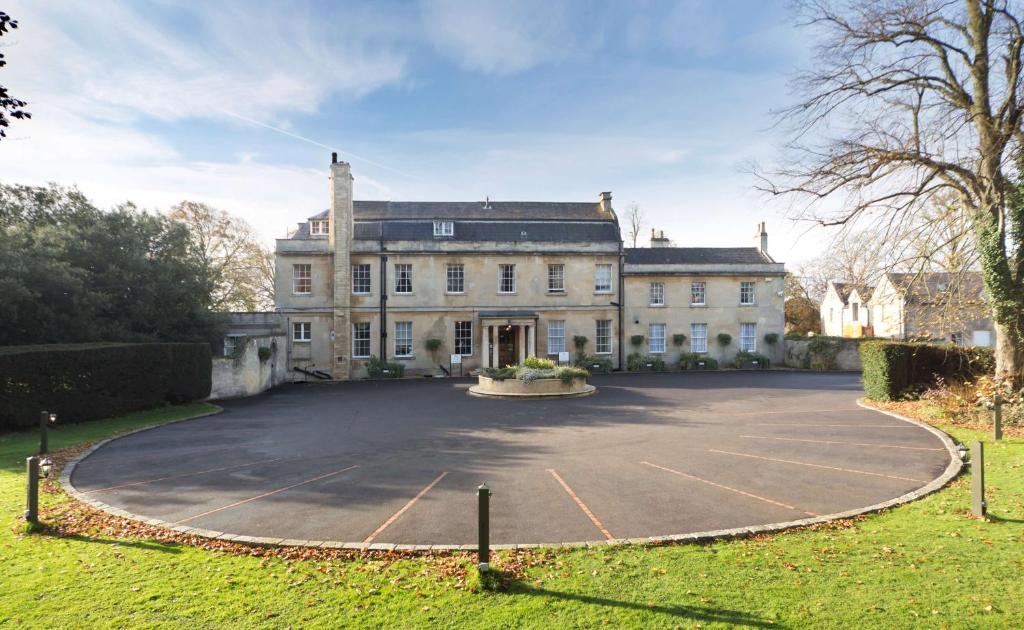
[784,337,866,371]
[210,334,287,400]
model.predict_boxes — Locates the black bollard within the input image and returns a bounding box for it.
[25,456,39,525]
[971,441,986,517]
[478,484,491,572]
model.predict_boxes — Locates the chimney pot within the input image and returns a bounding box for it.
[331,152,338,164]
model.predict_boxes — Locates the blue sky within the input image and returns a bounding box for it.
[0,1,829,261]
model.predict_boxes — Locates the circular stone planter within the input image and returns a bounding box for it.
[468,375,596,399]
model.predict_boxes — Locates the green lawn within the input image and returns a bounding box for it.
[1,405,1022,628]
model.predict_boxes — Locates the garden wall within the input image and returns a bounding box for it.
[784,337,865,371]
[210,335,287,400]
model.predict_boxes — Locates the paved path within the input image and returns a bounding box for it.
[69,372,953,545]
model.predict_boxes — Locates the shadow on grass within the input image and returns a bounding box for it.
[988,513,1024,524]
[35,528,183,554]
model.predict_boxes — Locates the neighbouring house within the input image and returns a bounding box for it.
[871,272,994,346]
[272,156,786,380]
[820,281,875,337]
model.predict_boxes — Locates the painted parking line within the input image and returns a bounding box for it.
[546,468,614,540]
[708,449,928,483]
[174,464,359,525]
[363,472,448,544]
[739,435,944,452]
[81,458,284,494]
[641,461,818,516]
[748,423,918,428]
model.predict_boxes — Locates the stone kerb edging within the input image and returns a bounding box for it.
[61,399,963,553]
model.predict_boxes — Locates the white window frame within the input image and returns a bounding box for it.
[740,323,757,352]
[395,263,413,294]
[292,264,312,295]
[499,264,516,294]
[455,321,473,356]
[649,323,666,354]
[433,220,454,237]
[309,219,328,236]
[740,281,756,305]
[394,321,413,357]
[223,334,243,356]
[851,302,859,321]
[352,263,371,295]
[548,264,565,293]
[691,323,708,353]
[293,322,311,342]
[690,281,706,306]
[446,263,465,294]
[547,320,566,355]
[594,264,613,293]
[352,322,371,358]
[596,319,612,354]
[649,282,665,306]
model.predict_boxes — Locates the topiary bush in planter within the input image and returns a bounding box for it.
[366,356,405,378]
[523,355,556,369]
[574,354,613,373]
[630,334,645,349]
[573,335,589,364]
[678,353,718,370]
[717,333,732,348]
[733,351,771,369]
[627,352,666,372]
[672,333,687,348]
[763,332,779,347]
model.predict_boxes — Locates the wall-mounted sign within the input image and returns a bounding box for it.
[450,354,462,365]
[558,351,570,363]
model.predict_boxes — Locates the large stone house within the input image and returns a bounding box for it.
[274,157,785,380]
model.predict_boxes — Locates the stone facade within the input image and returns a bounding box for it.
[274,158,786,380]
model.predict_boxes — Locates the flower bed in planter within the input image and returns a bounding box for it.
[468,358,596,399]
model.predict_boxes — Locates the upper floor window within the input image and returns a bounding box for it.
[740,281,756,305]
[548,264,565,292]
[740,323,757,352]
[352,263,371,295]
[309,219,329,236]
[499,264,516,294]
[395,263,412,294]
[293,264,312,295]
[649,282,665,306]
[595,264,613,293]
[691,281,706,306]
[433,221,454,237]
[447,264,465,294]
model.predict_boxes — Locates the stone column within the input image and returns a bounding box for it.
[527,325,535,358]
[481,324,489,368]
[491,326,499,368]
[517,325,526,364]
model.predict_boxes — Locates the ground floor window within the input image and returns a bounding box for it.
[691,323,707,353]
[547,320,565,354]
[223,335,243,356]
[740,323,757,352]
[596,319,612,354]
[649,323,666,353]
[455,321,472,355]
[353,322,370,358]
[395,321,413,357]
[293,322,311,342]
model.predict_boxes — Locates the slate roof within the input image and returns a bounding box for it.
[885,272,985,304]
[352,201,606,221]
[624,247,774,265]
[352,220,620,243]
[831,282,875,304]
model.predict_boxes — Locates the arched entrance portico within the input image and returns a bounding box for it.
[479,311,537,368]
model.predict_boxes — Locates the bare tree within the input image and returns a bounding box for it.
[760,0,1024,385]
[625,203,645,247]
[794,226,895,301]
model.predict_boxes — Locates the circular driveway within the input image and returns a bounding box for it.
[67,372,956,547]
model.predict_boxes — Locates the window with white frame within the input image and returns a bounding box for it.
[499,264,516,293]
[433,220,454,237]
[649,324,666,353]
[223,335,243,356]
[309,219,329,236]
[690,323,708,353]
[395,321,413,357]
[596,319,612,354]
[649,282,665,306]
[352,263,371,294]
[447,264,465,294]
[851,302,860,321]
[547,320,565,354]
[352,322,371,358]
[740,281,756,305]
[740,323,757,352]
[293,322,311,342]
[594,264,613,293]
[548,264,565,292]
[395,263,412,294]
[691,281,706,306]
[455,321,473,355]
[293,264,312,294]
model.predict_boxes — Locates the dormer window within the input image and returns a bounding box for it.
[309,219,329,236]
[433,220,454,237]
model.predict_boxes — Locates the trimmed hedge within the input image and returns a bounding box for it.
[0,343,211,431]
[860,341,994,401]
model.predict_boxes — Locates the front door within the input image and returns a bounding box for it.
[498,325,518,367]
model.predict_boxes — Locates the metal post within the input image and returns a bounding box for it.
[39,410,49,455]
[477,484,490,572]
[994,395,1003,441]
[25,456,39,525]
[971,441,986,517]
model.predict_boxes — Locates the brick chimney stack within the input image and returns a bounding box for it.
[755,221,768,256]
[650,229,671,248]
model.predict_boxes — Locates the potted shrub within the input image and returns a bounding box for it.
[630,334,645,350]
[425,338,442,364]
[672,333,687,348]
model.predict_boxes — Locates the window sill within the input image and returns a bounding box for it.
[690,303,706,308]
[292,293,312,297]
[394,355,415,360]
[497,292,518,296]
[352,356,370,361]
[739,303,757,307]
[594,351,613,355]
[352,292,372,297]
[394,293,414,296]
[293,340,311,344]
[649,304,665,308]
[594,290,613,295]
[547,290,566,295]
[446,292,466,296]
